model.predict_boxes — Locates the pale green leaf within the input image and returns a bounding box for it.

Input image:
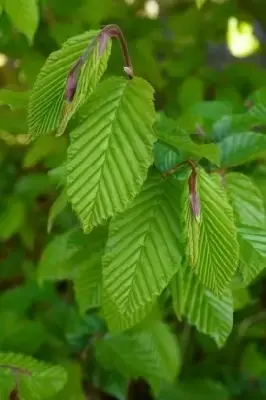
[94,322,181,394]
[28,30,111,138]
[188,169,239,294]
[0,89,29,110]
[219,132,266,167]
[3,0,39,43]
[171,266,233,347]
[102,171,182,332]
[0,352,67,399]
[67,76,156,233]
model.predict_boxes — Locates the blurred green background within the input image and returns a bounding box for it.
[2,0,266,399]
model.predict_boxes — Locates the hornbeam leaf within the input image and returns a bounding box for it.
[102,171,182,332]
[94,322,181,394]
[157,129,220,166]
[67,76,156,233]
[28,30,111,138]
[225,173,266,228]
[225,173,266,284]
[4,0,39,44]
[0,352,67,399]
[188,169,239,294]
[171,266,233,347]
[219,132,266,167]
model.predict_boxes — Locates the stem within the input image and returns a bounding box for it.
[162,159,197,178]
[101,24,133,78]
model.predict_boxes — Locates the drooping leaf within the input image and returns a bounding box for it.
[0,352,67,399]
[102,171,182,332]
[94,321,181,394]
[28,30,111,138]
[171,265,233,347]
[3,0,39,43]
[219,132,266,167]
[67,76,156,233]
[185,169,239,294]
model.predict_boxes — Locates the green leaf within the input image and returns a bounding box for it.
[225,173,266,284]
[225,173,266,228]
[47,188,68,233]
[196,0,207,9]
[3,0,39,43]
[102,171,182,332]
[73,227,107,314]
[28,30,111,138]
[52,362,85,400]
[157,127,220,166]
[94,322,181,394]
[0,197,25,240]
[185,169,239,294]
[178,77,204,109]
[219,132,266,167]
[171,265,233,347]
[0,352,67,399]
[37,230,80,282]
[0,89,29,110]
[189,101,232,121]
[67,76,156,233]
[23,135,67,168]
[159,380,229,400]
[0,370,13,398]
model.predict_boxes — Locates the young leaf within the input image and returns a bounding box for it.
[67,76,156,233]
[186,169,239,294]
[3,0,39,43]
[171,265,233,347]
[94,322,181,394]
[219,132,266,167]
[0,352,67,399]
[102,171,182,332]
[28,30,111,138]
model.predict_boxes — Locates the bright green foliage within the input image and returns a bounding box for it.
[185,169,239,294]
[4,2,266,398]
[3,0,39,43]
[28,30,111,138]
[95,322,181,393]
[67,77,156,233]
[102,171,182,331]
[0,352,67,398]
[171,265,233,347]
